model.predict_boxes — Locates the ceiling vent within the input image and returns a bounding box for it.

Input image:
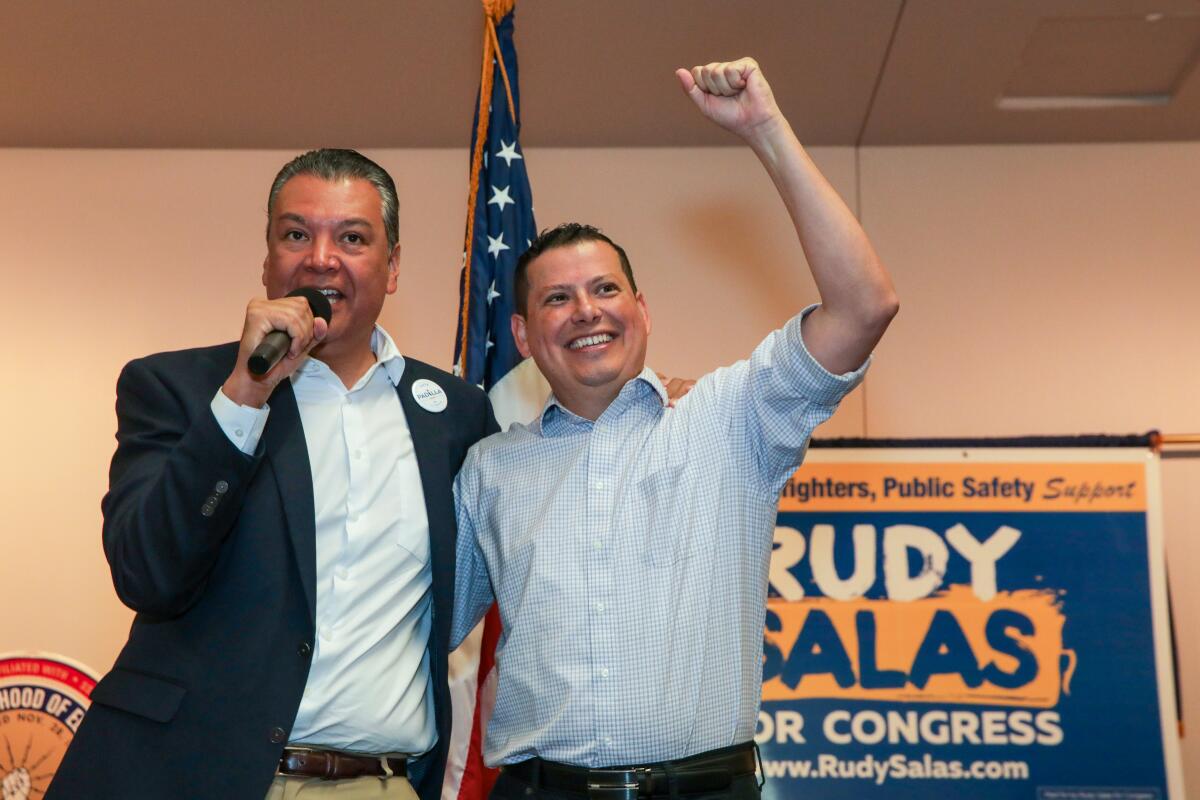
[998,14,1200,110]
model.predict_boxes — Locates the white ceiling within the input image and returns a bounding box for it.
[3,0,1199,149]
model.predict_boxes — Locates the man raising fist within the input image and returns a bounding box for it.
[451,59,899,800]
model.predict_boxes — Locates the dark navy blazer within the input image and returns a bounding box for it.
[48,342,496,799]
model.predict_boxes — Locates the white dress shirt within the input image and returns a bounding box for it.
[211,326,435,755]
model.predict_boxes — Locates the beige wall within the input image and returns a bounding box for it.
[2,142,1196,783]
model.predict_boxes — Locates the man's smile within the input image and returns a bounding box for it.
[567,332,615,351]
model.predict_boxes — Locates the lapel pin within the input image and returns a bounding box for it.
[412,378,448,413]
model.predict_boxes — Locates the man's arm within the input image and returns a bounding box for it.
[103,354,264,616]
[676,58,898,374]
[449,459,496,651]
[103,297,327,616]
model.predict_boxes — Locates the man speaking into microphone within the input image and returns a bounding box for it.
[48,149,497,800]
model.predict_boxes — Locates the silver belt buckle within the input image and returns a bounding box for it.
[277,746,316,775]
[587,769,637,800]
[587,767,651,800]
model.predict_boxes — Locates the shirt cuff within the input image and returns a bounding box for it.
[210,389,270,455]
[789,304,871,405]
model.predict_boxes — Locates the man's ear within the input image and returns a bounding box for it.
[511,314,531,359]
[385,243,401,295]
[637,293,651,337]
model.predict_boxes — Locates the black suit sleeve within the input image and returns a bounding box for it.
[102,356,263,618]
[484,398,500,438]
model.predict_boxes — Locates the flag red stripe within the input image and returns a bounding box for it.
[456,604,502,800]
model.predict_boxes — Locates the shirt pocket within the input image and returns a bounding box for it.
[637,462,689,567]
[388,450,431,564]
[396,528,431,565]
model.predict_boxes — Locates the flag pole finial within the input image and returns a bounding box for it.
[482,0,515,23]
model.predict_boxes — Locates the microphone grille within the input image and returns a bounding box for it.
[287,287,333,323]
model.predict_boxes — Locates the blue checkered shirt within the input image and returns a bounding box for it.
[451,306,868,767]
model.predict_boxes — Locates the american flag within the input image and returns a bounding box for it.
[446,6,546,800]
[453,8,537,395]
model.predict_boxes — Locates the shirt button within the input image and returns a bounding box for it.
[594,480,604,490]
[603,736,613,745]
[269,726,287,744]
[593,540,603,551]
[595,601,605,612]
[234,428,244,438]
[599,667,609,678]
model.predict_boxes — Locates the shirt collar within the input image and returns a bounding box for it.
[534,367,667,436]
[291,325,407,388]
[370,325,407,386]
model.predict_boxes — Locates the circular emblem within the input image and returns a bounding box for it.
[411,378,448,413]
[0,653,98,799]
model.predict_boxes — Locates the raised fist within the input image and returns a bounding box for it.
[675,57,782,139]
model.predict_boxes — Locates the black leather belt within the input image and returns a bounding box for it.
[278,747,408,780]
[502,742,757,799]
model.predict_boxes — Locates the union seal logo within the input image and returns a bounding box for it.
[0,653,97,799]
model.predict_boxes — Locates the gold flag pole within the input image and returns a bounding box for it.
[1151,433,1200,451]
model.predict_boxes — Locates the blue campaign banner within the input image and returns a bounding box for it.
[755,449,1183,799]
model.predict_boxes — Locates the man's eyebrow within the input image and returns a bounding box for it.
[275,213,373,229]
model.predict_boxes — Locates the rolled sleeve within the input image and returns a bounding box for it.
[741,304,871,494]
[784,304,871,406]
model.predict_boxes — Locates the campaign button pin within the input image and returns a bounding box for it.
[412,379,448,412]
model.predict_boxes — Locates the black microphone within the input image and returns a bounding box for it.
[247,287,334,376]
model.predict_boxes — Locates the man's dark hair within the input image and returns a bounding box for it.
[514,223,637,316]
[266,149,399,250]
